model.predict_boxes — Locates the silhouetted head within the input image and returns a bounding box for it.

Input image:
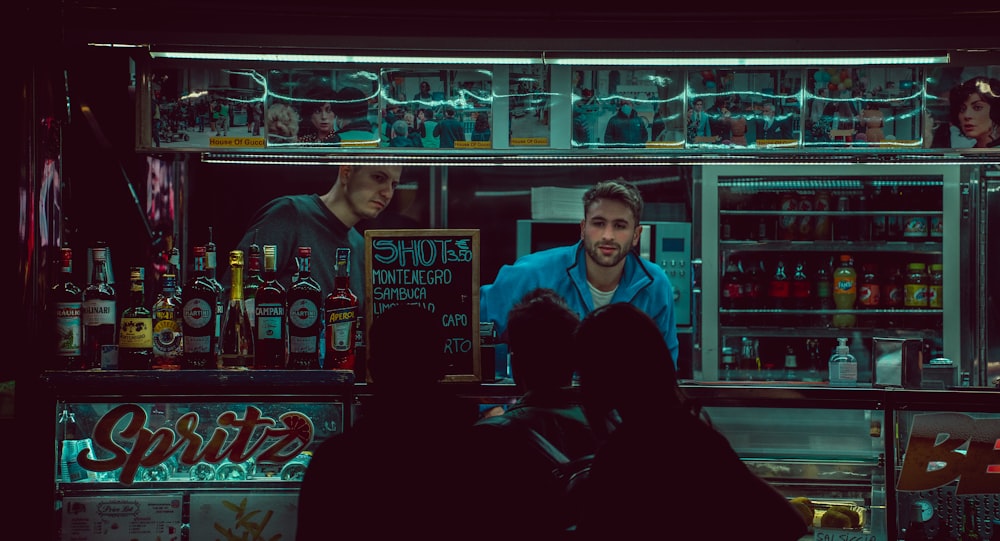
[506,288,580,393]
[368,304,446,393]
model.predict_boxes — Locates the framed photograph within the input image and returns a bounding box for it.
[265,68,380,147]
[572,68,681,148]
[804,67,923,149]
[509,65,550,147]
[688,69,800,149]
[924,65,1000,150]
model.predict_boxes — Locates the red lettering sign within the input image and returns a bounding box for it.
[897,412,1000,494]
[76,404,315,484]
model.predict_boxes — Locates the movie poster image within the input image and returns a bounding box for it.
[687,69,800,149]
[572,69,683,149]
[509,65,550,147]
[924,65,1000,149]
[265,69,380,147]
[803,67,922,149]
[380,69,446,148]
[148,68,267,150]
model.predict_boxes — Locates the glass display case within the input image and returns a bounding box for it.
[44,371,354,541]
[696,164,968,384]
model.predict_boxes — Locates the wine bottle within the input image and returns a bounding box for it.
[243,234,265,331]
[325,248,359,370]
[220,250,254,368]
[181,245,219,369]
[287,247,323,369]
[152,273,183,369]
[51,247,84,369]
[118,266,153,370]
[204,228,224,355]
[255,245,287,369]
[82,245,116,370]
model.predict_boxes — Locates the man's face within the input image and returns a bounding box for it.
[762,105,774,118]
[580,198,641,269]
[343,165,402,220]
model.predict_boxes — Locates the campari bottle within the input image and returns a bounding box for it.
[254,245,287,369]
[325,248,358,370]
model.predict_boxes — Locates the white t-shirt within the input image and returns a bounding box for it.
[588,281,619,309]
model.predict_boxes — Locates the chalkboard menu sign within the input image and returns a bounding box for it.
[364,229,481,382]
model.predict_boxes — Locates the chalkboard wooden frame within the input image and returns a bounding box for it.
[364,229,481,383]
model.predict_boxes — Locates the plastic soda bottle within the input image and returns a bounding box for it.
[832,254,857,328]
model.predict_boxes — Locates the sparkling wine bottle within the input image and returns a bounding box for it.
[220,250,254,368]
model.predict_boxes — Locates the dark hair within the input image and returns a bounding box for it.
[582,179,644,224]
[949,76,1000,128]
[368,304,446,390]
[299,81,338,118]
[575,304,686,429]
[333,86,371,120]
[506,288,580,391]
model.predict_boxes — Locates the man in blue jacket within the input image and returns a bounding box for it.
[480,179,679,366]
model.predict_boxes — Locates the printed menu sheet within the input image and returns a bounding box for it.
[61,494,183,541]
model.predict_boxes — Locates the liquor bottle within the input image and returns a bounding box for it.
[51,247,84,369]
[118,266,153,369]
[243,235,265,331]
[814,257,834,327]
[255,244,287,369]
[204,229,225,355]
[167,244,182,298]
[832,254,857,328]
[325,248,359,370]
[152,273,183,369]
[82,245,116,370]
[791,260,811,311]
[287,247,323,369]
[181,245,219,369]
[220,250,254,368]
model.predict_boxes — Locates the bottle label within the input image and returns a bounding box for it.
[185,335,211,353]
[82,300,116,326]
[834,277,856,295]
[256,303,285,340]
[904,284,929,307]
[791,281,810,298]
[56,302,83,356]
[289,335,318,354]
[830,359,858,384]
[768,280,790,298]
[328,307,356,353]
[859,284,881,307]
[929,285,943,308]
[182,299,214,329]
[153,318,183,356]
[245,298,256,328]
[288,299,319,329]
[903,217,928,238]
[119,317,153,348]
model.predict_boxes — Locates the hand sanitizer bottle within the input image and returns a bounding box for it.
[828,337,858,387]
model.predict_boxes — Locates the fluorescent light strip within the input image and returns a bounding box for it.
[548,55,950,66]
[150,51,542,65]
[148,49,949,66]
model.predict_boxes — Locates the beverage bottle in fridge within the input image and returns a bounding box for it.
[721,256,743,311]
[870,185,888,241]
[812,190,832,240]
[51,247,84,369]
[796,193,814,240]
[118,266,154,369]
[777,192,798,240]
[834,195,853,241]
[928,263,943,310]
[814,256,834,326]
[255,244,288,369]
[82,244,117,369]
[181,245,219,369]
[220,250,254,368]
[768,258,790,318]
[287,246,323,369]
[791,260,811,311]
[152,273,183,369]
[741,257,764,311]
[832,254,857,328]
[904,262,929,309]
[325,248,359,370]
[857,263,881,326]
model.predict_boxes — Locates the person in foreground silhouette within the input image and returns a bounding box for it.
[296,304,479,541]
[572,303,809,540]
